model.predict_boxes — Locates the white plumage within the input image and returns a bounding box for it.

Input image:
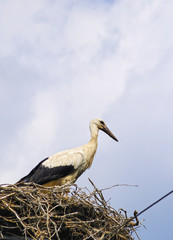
[18,118,118,187]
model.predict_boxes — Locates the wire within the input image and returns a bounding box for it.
[116,190,173,231]
[136,190,173,218]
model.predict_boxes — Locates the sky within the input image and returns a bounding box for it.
[0,0,173,239]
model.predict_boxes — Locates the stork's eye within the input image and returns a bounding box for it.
[100,120,104,125]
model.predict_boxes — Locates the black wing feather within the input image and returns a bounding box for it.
[17,157,75,185]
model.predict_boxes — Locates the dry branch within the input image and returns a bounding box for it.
[0,181,140,240]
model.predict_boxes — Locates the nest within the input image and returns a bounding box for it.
[0,180,140,240]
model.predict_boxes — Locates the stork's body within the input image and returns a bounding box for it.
[18,119,118,186]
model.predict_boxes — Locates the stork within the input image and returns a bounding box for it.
[17,119,118,187]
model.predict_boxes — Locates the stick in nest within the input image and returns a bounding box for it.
[0,181,141,240]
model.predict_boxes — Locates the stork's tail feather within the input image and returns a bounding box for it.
[17,175,31,184]
[16,158,48,185]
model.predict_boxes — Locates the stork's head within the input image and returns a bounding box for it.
[90,119,118,142]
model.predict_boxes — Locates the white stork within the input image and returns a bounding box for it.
[18,119,118,187]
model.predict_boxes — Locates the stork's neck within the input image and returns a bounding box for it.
[89,123,99,140]
[83,124,98,168]
[88,124,98,154]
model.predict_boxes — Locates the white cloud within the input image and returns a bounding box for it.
[0,0,172,201]
[0,0,173,180]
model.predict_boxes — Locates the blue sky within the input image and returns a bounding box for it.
[0,1,173,239]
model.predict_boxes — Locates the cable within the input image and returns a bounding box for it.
[136,190,173,217]
[116,190,173,231]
